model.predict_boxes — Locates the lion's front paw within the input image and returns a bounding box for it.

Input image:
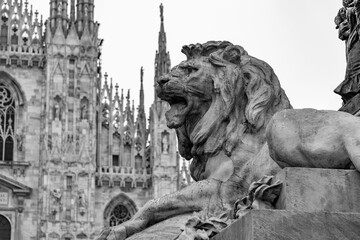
[95,225,127,240]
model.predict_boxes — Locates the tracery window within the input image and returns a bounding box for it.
[109,204,131,227]
[0,84,15,161]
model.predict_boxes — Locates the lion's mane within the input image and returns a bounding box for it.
[175,41,291,181]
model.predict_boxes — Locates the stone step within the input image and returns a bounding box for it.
[212,210,360,240]
[274,168,360,213]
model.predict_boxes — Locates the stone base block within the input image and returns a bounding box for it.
[275,168,360,213]
[212,210,360,240]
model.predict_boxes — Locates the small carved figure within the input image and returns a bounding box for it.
[84,4,89,18]
[80,103,88,120]
[50,189,62,204]
[16,133,24,152]
[57,2,62,14]
[78,190,87,216]
[161,134,169,154]
[53,104,61,120]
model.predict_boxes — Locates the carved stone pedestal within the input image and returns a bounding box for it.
[275,168,360,213]
[212,210,360,240]
[212,168,360,240]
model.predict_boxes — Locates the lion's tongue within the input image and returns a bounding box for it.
[166,103,185,118]
[165,103,187,128]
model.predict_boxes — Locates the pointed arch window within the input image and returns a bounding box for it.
[0,84,15,161]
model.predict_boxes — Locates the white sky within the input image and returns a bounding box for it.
[32,0,346,112]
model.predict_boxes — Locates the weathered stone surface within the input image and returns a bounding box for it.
[275,168,360,213]
[212,210,360,240]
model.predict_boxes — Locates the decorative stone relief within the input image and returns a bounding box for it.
[234,176,282,218]
[50,188,62,216]
[77,190,88,216]
[124,131,132,145]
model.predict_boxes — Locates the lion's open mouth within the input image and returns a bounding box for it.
[156,80,192,128]
[165,95,191,129]
[158,91,190,128]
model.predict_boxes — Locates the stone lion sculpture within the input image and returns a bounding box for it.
[97,41,360,240]
[97,41,291,240]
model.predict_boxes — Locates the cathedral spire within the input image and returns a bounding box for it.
[154,3,171,94]
[139,66,145,113]
[160,3,164,33]
[158,3,167,54]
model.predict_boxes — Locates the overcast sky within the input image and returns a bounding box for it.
[32,0,346,112]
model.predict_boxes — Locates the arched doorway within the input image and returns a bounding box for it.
[0,214,11,240]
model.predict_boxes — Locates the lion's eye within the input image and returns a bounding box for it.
[185,67,198,76]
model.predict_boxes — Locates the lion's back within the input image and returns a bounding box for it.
[266,108,358,168]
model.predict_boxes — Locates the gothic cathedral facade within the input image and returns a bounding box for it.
[0,1,188,240]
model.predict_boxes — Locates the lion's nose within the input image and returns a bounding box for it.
[157,76,169,87]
